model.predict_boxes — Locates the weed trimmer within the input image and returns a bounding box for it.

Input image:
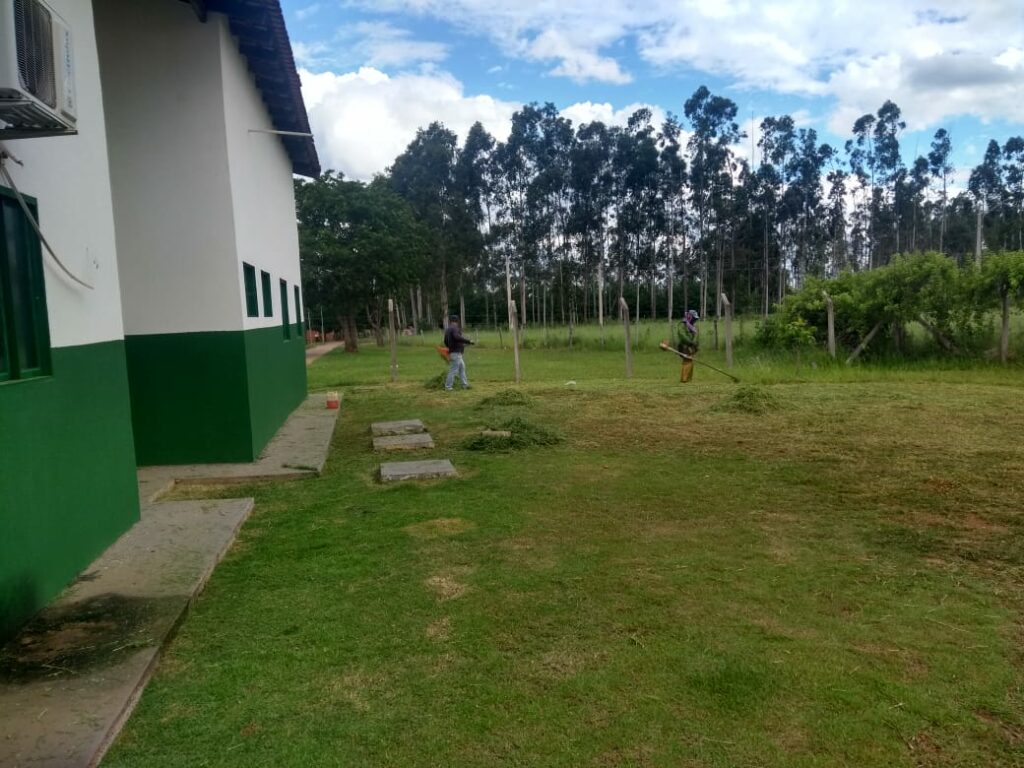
[659,341,740,383]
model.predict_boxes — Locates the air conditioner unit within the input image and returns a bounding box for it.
[0,0,76,137]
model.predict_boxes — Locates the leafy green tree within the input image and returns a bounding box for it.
[390,122,460,322]
[296,172,427,351]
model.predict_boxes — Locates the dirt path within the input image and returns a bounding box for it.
[305,341,344,365]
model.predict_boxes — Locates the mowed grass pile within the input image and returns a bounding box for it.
[105,340,1024,767]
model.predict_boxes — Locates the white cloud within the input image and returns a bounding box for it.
[347,22,449,69]
[347,0,1024,129]
[295,3,321,21]
[302,69,686,180]
[527,30,631,84]
[300,67,518,180]
[560,101,665,130]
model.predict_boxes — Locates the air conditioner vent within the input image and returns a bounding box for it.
[14,0,55,108]
[0,0,75,137]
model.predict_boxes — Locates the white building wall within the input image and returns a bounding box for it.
[3,0,122,349]
[94,0,243,336]
[217,21,303,332]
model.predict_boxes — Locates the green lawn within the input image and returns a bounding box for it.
[105,340,1024,767]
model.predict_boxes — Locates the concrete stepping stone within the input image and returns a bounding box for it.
[372,419,426,437]
[373,433,435,452]
[381,459,457,483]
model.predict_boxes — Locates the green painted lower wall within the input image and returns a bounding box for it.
[0,340,140,642]
[244,326,307,454]
[125,327,306,465]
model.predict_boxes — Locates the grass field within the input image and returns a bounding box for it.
[104,338,1024,767]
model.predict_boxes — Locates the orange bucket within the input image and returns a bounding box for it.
[326,391,340,409]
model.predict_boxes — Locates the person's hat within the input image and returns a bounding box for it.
[449,314,460,322]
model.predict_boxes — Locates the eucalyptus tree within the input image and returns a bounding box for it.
[825,167,849,271]
[968,140,1004,262]
[928,128,954,253]
[612,108,661,320]
[759,115,796,298]
[491,104,545,326]
[389,122,460,321]
[904,156,930,252]
[568,120,615,325]
[871,101,906,259]
[452,121,496,324]
[531,104,575,324]
[684,86,743,318]
[657,114,688,324]
[1002,136,1024,250]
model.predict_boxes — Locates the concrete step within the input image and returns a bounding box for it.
[380,459,457,483]
[371,419,426,437]
[373,433,435,452]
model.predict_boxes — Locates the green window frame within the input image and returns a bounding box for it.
[280,278,290,339]
[0,187,51,383]
[261,270,273,317]
[293,285,302,333]
[243,262,259,317]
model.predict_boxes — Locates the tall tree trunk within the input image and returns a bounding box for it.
[559,261,566,324]
[504,253,514,330]
[409,286,418,334]
[666,246,674,327]
[975,206,984,266]
[416,284,423,323]
[519,267,527,327]
[440,263,449,327]
[343,313,359,353]
[366,305,385,346]
[939,175,947,254]
[649,271,656,322]
[1000,288,1010,364]
[459,287,466,329]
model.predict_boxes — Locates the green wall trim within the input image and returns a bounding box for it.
[0,339,140,642]
[125,328,306,465]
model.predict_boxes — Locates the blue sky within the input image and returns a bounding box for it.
[281,0,1024,185]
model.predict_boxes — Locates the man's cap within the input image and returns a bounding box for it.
[449,314,460,321]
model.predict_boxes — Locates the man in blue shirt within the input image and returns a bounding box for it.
[443,316,474,391]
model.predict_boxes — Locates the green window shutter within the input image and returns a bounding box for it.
[280,279,290,339]
[243,263,259,317]
[261,270,273,317]
[0,188,50,382]
[293,285,301,332]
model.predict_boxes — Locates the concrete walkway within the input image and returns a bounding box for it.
[139,394,339,501]
[0,395,339,768]
[305,340,344,365]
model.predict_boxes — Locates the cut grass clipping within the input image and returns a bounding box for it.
[477,389,532,408]
[424,372,446,390]
[462,416,562,451]
[714,384,780,415]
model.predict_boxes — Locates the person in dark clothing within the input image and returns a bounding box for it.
[443,316,474,390]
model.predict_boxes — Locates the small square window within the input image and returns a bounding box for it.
[280,279,290,339]
[261,270,273,317]
[243,263,259,317]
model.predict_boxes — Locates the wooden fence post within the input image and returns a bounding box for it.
[619,296,633,379]
[510,299,522,384]
[388,297,398,382]
[721,293,733,368]
[822,290,836,359]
